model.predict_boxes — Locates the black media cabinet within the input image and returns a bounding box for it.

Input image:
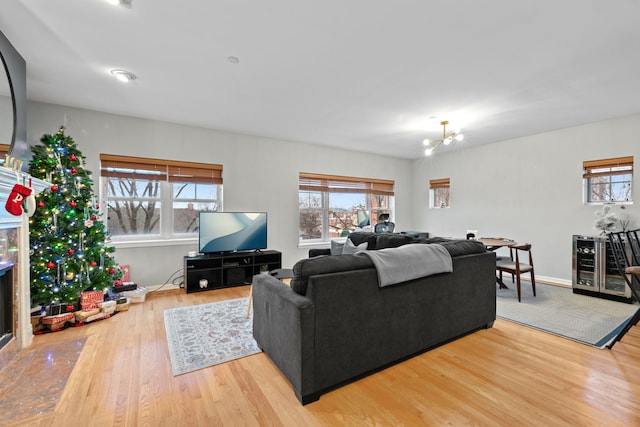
[184,250,281,293]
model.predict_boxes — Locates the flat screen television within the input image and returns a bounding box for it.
[198,212,268,254]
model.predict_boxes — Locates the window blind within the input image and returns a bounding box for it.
[583,156,633,179]
[429,178,450,189]
[299,172,394,196]
[100,154,223,184]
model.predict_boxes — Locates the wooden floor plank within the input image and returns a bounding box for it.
[7,286,639,426]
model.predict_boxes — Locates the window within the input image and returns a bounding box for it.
[299,173,394,243]
[583,156,633,203]
[100,154,223,239]
[429,178,450,208]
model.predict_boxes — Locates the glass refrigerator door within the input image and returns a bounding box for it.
[574,238,597,290]
[601,239,632,297]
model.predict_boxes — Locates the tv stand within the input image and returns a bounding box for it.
[184,250,281,293]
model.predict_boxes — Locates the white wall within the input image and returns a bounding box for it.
[26,101,413,287]
[412,113,640,283]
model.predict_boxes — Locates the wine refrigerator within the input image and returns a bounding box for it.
[572,235,633,302]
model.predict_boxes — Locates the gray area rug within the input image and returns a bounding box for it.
[164,297,261,375]
[496,281,639,348]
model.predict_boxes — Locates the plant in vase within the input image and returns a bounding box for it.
[594,204,618,235]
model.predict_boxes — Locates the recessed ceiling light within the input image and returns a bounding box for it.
[110,69,136,83]
[106,0,132,8]
[227,56,240,64]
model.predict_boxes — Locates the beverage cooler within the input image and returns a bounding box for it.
[572,235,633,302]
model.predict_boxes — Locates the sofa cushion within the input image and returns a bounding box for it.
[290,253,375,295]
[367,233,413,250]
[331,239,368,255]
[438,239,486,257]
[330,240,344,255]
[346,232,375,246]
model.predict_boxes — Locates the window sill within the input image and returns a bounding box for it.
[298,238,347,249]
[112,237,198,249]
[584,201,633,206]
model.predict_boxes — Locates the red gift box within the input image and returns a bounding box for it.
[80,290,104,310]
[41,312,75,330]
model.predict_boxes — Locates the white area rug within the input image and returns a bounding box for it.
[496,281,639,348]
[164,297,261,375]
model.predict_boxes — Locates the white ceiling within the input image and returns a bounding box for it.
[1,0,639,159]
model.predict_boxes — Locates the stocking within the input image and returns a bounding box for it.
[5,183,32,216]
[24,190,36,217]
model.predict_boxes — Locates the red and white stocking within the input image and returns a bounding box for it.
[5,183,32,216]
[24,190,36,217]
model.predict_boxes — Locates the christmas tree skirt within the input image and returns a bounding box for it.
[164,298,261,375]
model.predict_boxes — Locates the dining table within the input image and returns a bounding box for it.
[477,237,516,288]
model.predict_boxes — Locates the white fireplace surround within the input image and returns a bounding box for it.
[0,165,48,352]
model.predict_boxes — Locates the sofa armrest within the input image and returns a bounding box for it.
[309,248,330,258]
[251,274,316,404]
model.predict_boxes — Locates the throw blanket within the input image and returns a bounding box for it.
[363,243,453,287]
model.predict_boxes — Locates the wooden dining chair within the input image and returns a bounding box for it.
[605,231,640,348]
[496,244,536,302]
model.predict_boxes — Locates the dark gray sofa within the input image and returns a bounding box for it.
[251,235,496,404]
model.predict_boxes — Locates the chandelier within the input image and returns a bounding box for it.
[423,120,464,156]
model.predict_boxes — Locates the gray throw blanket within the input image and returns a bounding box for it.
[362,243,453,287]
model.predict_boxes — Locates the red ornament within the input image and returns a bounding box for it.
[67,249,74,255]
[69,154,77,161]
[91,214,97,220]
[89,261,97,267]
[95,204,99,209]
[71,167,77,174]
[37,201,45,208]
[108,269,115,274]
[69,201,77,208]
[47,261,55,269]
[50,185,59,192]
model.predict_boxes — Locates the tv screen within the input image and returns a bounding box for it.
[198,212,268,254]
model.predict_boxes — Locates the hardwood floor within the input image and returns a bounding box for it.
[8,286,640,426]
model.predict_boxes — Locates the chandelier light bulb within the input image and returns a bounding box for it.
[421,119,465,156]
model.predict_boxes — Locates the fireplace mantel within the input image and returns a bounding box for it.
[0,166,49,352]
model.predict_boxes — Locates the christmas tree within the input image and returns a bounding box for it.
[28,127,121,306]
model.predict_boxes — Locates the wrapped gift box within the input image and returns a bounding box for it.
[41,312,75,330]
[86,311,112,323]
[81,290,104,310]
[115,298,131,312]
[75,309,100,322]
[121,287,147,303]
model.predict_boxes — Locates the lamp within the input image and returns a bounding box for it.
[423,120,464,156]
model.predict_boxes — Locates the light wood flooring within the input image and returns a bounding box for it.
[6,286,640,426]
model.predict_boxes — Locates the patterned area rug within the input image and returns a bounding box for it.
[164,297,261,375]
[497,281,639,348]
[0,337,86,424]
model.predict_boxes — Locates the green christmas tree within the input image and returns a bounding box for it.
[28,127,121,306]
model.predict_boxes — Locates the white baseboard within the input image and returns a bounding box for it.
[144,283,182,293]
[517,275,572,288]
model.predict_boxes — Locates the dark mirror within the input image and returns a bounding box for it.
[0,58,12,147]
[0,30,28,168]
